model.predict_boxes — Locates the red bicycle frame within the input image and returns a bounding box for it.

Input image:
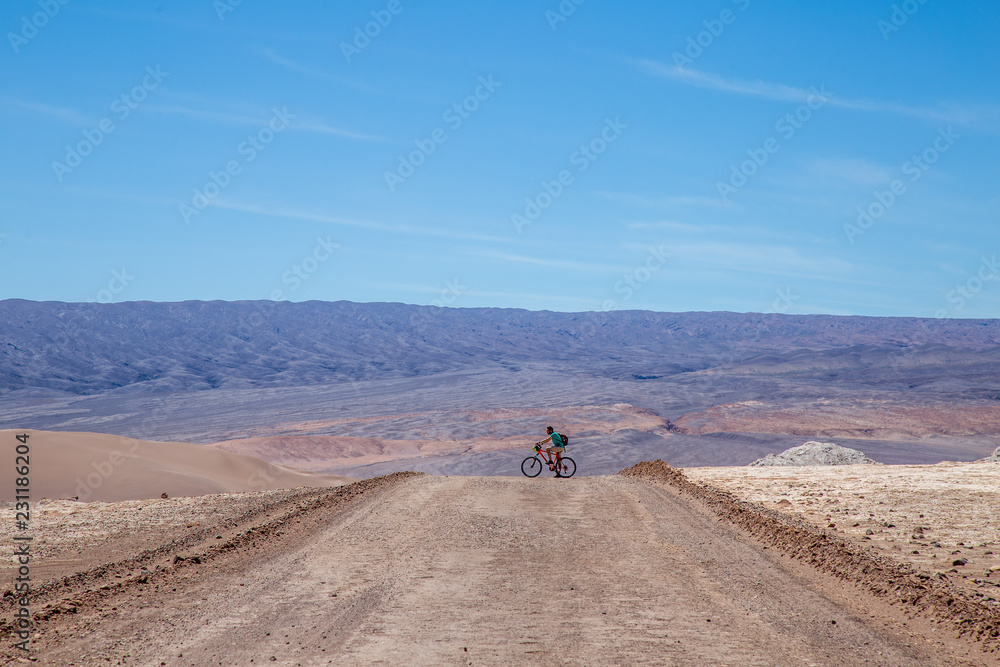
[533,445,562,470]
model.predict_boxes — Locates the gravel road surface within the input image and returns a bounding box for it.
[8,474,993,666]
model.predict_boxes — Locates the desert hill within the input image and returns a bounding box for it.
[3,300,1000,469]
[3,299,999,396]
[0,429,350,502]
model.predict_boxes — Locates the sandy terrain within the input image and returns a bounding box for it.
[4,472,996,666]
[0,430,350,502]
[686,462,1000,605]
[208,403,668,470]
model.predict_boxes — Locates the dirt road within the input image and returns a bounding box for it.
[10,474,995,666]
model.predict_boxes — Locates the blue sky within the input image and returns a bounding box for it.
[2,0,998,317]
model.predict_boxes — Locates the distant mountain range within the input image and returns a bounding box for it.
[3,299,999,397]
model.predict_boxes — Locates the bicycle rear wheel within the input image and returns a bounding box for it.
[555,457,576,478]
[521,456,542,477]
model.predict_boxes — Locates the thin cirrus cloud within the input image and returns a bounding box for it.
[471,249,628,273]
[597,191,732,209]
[668,241,888,286]
[635,60,999,130]
[144,104,386,141]
[805,158,898,187]
[210,199,518,244]
[260,49,395,98]
[260,49,359,87]
[1,97,94,126]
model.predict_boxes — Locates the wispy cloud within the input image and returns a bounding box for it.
[34,185,178,207]
[211,200,517,244]
[145,104,385,141]
[635,61,1000,130]
[145,105,268,126]
[806,158,898,187]
[1,98,93,126]
[261,50,353,86]
[598,191,732,209]
[261,49,386,96]
[669,241,889,287]
[295,121,387,141]
[472,249,627,273]
[626,220,710,232]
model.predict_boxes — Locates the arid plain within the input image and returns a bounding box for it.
[5,301,1000,663]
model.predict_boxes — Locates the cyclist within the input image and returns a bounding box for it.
[535,426,567,477]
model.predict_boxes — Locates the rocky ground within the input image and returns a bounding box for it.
[1,488,321,586]
[686,462,1000,606]
[4,468,1000,665]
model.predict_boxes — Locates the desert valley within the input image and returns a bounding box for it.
[4,300,1000,664]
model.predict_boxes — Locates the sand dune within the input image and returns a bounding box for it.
[0,430,351,502]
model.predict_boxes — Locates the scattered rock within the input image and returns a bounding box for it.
[954,558,969,567]
[749,442,882,467]
[975,446,1000,463]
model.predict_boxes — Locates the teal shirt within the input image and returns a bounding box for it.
[550,433,565,448]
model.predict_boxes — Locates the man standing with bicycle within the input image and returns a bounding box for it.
[536,426,567,477]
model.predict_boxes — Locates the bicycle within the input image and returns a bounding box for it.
[521,444,576,478]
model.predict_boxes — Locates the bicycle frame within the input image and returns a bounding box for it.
[533,445,561,469]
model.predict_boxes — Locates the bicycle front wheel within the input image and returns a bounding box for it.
[521,456,542,478]
[555,457,576,478]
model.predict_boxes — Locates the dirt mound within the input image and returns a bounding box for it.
[0,471,423,641]
[749,441,881,466]
[619,460,1000,649]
